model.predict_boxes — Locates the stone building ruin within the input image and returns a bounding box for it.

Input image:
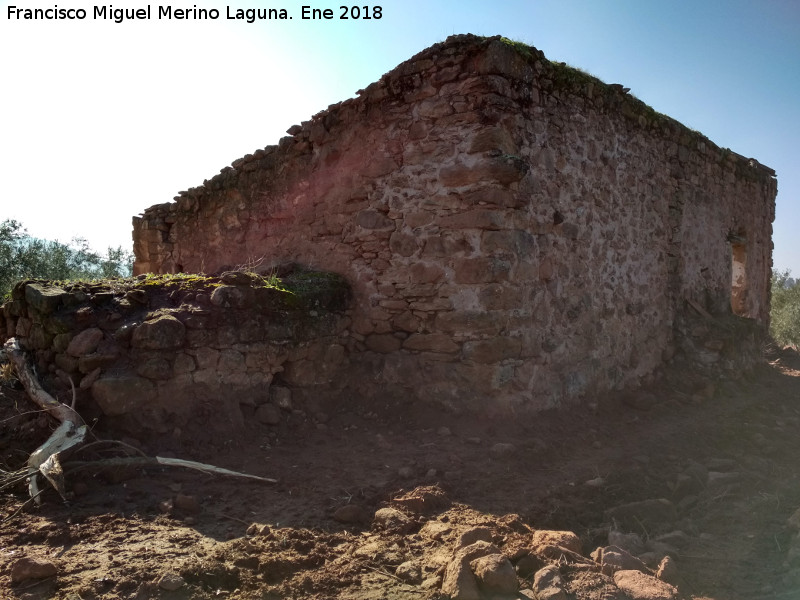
[132,34,776,414]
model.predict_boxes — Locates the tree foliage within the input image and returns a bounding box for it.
[770,269,800,347]
[0,219,133,298]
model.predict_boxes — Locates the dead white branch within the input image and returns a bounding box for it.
[64,456,278,484]
[3,338,87,504]
[2,337,276,508]
[3,338,84,426]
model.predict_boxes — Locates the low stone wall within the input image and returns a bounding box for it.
[0,270,350,435]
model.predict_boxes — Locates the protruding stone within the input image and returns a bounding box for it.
[333,504,369,524]
[613,569,678,600]
[66,327,104,357]
[131,315,185,350]
[158,572,185,591]
[10,556,58,584]
[395,561,423,584]
[373,507,412,531]
[24,283,68,314]
[532,565,567,600]
[531,530,582,555]
[470,553,518,595]
[596,545,649,576]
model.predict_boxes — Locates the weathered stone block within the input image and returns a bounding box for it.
[210,285,252,309]
[453,257,511,284]
[136,357,173,380]
[389,231,418,257]
[403,333,459,354]
[219,349,246,373]
[469,127,517,155]
[463,337,521,363]
[356,209,395,231]
[365,333,403,353]
[92,376,155,416]
[67,327,103,358]
[24,283,68,314]
[173,352,196,374]
[132,316,185,350]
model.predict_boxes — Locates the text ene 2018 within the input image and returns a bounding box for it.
[302,6,383,20]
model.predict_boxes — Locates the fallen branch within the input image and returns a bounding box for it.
[3,338,83,426]
[64,456,277,484]
[3,338,87,504]
[1,337,277,508]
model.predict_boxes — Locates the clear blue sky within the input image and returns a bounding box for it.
[1,0,798,271]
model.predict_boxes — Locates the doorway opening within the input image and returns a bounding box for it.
[729,229,748,317]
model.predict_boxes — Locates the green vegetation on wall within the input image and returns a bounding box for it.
[0,219,133,299]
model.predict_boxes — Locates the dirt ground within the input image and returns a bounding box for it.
[2,348,800,600]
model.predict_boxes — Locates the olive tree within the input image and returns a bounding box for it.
[0,219,133,298]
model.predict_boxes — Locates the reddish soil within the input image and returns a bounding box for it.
[2,349,800,600]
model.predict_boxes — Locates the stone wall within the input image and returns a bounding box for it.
[0,270,350,434]
[132,34,777,412]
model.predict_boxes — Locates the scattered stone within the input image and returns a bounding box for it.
[333,504,369,524]
[157,572,185,591]
[470,553,518,595]
[514,553,544,578]
[420,520,452,542]
[10,557,58,584]
[613,569,678,600]
[393,485,449,514]
[441,557,480,600]
[595,545,649,576]
[532,565,567,600]
[373,507,413,531]
[531,530,582,555]
[173,493,201,514]
[655,531,690,548]
[456,527,494,550]
[441,541,501,600]
[608,530,646,556]
[246,523,271,536]
[437,426,452,437]
[395,561,423,584]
